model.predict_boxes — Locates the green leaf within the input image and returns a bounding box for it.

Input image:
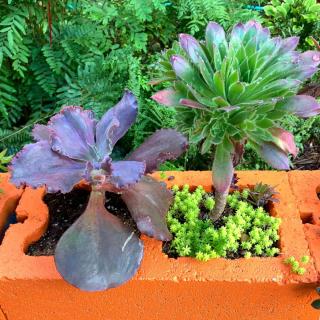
[7,30,13,51]
[267,110,287,120]
[229,110,251,125]
[256,119,274,128]
[201,136,213,154]
[228,82,245,104]
[213,71,225,98]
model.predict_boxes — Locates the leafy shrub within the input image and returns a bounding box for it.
[0,0,262,156]
[167,185,281,260]
[10,91,187,291]
[263,0,320,50]
[152,20,320,219]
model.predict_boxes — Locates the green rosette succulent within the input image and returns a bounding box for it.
[152,20,320,220]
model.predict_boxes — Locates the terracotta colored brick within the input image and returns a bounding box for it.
[0,171,319,320]
[288,171,320,224]
[0,173,23,233]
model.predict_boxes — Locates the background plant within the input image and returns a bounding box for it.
[0,0,259,159]
[152,20,320,219]
[263,0,320,50]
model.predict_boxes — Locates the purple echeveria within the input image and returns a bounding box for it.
[10,91,188,291]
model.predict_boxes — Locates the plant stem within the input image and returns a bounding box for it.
[210,189,228,221]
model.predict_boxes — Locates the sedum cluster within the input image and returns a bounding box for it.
[167,185,281,261]
[284,255,310,275]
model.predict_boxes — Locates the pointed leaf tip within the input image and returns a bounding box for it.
[151,89,183,107]
[270,128,298,157]
[96,91,138,156]
[276,95,320,118]
[127,129,188,173]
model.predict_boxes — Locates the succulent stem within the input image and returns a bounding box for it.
[210,189,228,221]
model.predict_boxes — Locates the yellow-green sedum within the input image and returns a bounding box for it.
[167,185,281,261]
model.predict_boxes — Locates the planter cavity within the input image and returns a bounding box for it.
[0,171,320,319]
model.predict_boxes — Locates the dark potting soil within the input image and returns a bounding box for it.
[162,191,279,260]
[27,189,140,256]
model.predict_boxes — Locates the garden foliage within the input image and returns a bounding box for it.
[0,0,259,158]
[0,1,319,169]
[263,0,320,50]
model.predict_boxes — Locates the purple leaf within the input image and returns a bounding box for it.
[179,98,208,110]
[230,23,245,40]
[32,124,51,142]
[151,89,184,107]
[254,141,290,170]
[127,129,188,173]
[10,141,86,193]
[170,55,193,80]
[49,106,96,161]
[276,95,320,118]
[206,22,226,47]
[55,190,143,291]
[280,37,299,53]
[299,51,320,67]
[270,127,298,157]
[213,143,234,193]
[179,33,210,67]
[122,176,172,241]
[244,20,263,31]
[296,65,318,80]
[96,91,138,157]
[109,160,146,188]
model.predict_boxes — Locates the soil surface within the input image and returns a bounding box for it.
[163,191,279,260]
[27,189,139,256]
[293,139,320,170]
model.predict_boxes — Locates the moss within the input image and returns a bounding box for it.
[167,185,281,260]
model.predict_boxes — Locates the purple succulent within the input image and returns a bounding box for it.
[10,91,188,291]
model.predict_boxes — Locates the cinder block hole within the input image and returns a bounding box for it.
[0,212,17,245]
[301,213,313,224]
[316,185,320,200]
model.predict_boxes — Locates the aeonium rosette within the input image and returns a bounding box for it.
[10,91,188,291]
[151,20,320,220]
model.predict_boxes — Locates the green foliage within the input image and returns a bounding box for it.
[0,149,12,171]
[167,185,281,260]
[175,0,261,36]
[0,0,264,157]
[284,255,310,275]
[263,0,320,49]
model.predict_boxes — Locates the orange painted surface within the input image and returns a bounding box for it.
[0,173,23,233]
[289,171,320,283]
[0,171,319,320]
[289,171,320,224]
